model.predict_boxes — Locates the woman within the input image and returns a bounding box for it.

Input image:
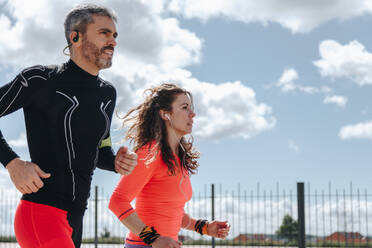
[109,83,230,248]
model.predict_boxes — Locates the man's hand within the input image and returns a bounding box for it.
[207,220,230,239]
[115,146,137,175]
[6,158,51,194]
[152,236,182,248]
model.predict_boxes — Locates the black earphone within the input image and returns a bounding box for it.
[63,30,80,56]
[72,30,79,42]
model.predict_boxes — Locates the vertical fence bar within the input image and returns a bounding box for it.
[250,189,253,244]
[315,190,319,246]
[350,182,354,247]
[257,182,260,241]
[307,182,311,246]
[276,182,279,244]
[270,190,273,247]
[329,182,332,242]
[297,182,305,248]
[219,184,222,234]
[336,189,340,246]
[101,187,104,242]
[290,189,293,244]
[283,189,287,247]
[343,189,347,247]
[238,184,241,247]
[365,189,369,247]
[95,185,98,248]
[211,184,215,248]
[282,189,287,247]
[244,190,247,246]
[225,190,228,245]
[322,189,325,242]
[264,189,267,245]
[219,184,222,246]
[232,190,235,244]
[204,185,207,246]
[358,188,362,247]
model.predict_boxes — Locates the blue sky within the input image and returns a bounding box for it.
[1,0,372,197]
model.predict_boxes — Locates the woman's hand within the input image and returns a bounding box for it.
[152,236,182,248]
[207,220,230,239]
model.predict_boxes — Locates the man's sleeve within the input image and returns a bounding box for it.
[96,135,116,172]
[0,65,49,167]
[96,87,117,172]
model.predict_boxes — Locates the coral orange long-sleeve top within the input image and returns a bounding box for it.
[109,143,192,245]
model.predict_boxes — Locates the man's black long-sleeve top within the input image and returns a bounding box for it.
[0,59,117,215]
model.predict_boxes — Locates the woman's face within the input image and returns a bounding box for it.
[167,93,196,137]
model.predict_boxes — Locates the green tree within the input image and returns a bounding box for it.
[275,214,298,242]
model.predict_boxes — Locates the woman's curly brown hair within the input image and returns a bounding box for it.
[122,83,200,175]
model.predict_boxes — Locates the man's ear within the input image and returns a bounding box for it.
[69,31,82,48]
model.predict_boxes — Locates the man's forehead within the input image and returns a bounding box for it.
[89,15,117,29]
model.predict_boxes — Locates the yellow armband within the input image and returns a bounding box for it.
[99,136,112,148]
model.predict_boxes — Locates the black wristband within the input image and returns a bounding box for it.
[139,226,160,245]
[194,219,208,235]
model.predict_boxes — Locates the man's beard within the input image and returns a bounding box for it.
[81,38,113,70]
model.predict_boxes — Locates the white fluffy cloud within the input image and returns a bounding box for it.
[275,68,331,94]
[0,0,72,68]
[8,133,27,148]
[323,95,348,108]
[186,80,276,139]
[275,68,348,112]
[168,0,372,33]
[276,68,298,92]
[288,139,299,153]
[314,40,372,86]
[339,121,372,140]
[105,64,276,140]
[0,0,275,140]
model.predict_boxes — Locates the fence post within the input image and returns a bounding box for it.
[95,185,98,248]
[211,184,215,248]
[297,182,305,248]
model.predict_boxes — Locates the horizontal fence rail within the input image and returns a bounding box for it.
[1,182,372,247]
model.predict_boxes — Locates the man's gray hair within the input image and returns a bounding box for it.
[64,4,117,45]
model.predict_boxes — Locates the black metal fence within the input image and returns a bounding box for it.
[1,182,372,247]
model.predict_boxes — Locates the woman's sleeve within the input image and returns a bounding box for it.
[109,147,158,221]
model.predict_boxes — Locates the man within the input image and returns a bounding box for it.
[0,4,137,248]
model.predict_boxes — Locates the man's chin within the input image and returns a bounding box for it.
[98,60,112,70]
